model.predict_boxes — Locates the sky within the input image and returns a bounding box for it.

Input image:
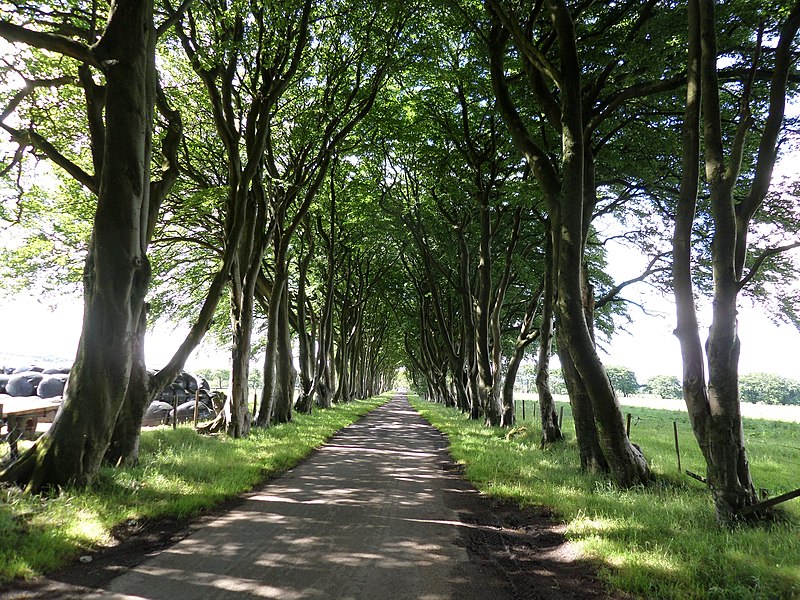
[597,241,800,381]
[0,294,228,372]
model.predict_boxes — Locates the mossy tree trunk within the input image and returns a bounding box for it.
[1,0,158,490]
[535,231,561,446]
[674,0,800,522]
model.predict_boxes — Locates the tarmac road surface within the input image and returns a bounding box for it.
[85,394,510,600]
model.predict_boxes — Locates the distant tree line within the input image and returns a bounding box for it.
[517,365,800,405]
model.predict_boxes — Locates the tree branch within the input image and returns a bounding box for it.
[1,123,98,193]
[595,252,670,309]
[738,241,800,291]
[1,75,76,122]
[0,20,99,67]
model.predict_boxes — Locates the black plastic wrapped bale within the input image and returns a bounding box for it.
[6,371,44,397]
[37,374,68,399]
[142,401,173,426]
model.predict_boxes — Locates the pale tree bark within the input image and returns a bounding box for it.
[273,274,297,423]
[257,269,282,426]
[226,188,266,438]
[674,0,800,522]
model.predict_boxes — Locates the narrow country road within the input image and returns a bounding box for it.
[89,394,504,600]
[4,394,611,599]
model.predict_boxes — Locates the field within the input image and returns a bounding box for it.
[515,392,800,423]
[412,394,800,600]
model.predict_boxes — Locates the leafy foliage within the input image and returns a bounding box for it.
[644,375,683,399]
[740,372,800,405]
[605,365,640,397]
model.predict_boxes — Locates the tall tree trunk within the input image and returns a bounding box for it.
[674,0,777,522]
[699,0,758,519]
[105,304,150,466]
[537,233,561,446]
[550,0,649,487]
[495,208,522,427]
[105,84,184,466]
[501,272,544,426]
[256,264,284,426]
[295,233,317,414]
[475,191,498,426]
[334,317,350,403]
[270,277,295,423]
[224,175,268,436]
[1,0,156,491]
[556,327,607,473]
[315,199,337,410]
[228,257,255,438]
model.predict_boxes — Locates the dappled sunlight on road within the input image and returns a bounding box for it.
[88,396,493,600]
[90,564,310,599]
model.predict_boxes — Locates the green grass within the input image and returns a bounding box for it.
[0,394,388,583]
[411,395,800,600]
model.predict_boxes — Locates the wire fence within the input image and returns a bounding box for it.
[513,394,800,511]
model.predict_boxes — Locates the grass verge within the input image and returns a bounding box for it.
[0,394,388,583]
[411,395,800,600]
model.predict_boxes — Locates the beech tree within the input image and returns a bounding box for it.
[253,0,410,426]
[485,0,659,485]
[167,0,312,437]
[0,0,186,489]
[674,0,800,521]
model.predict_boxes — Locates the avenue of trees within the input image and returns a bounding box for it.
[2,0,799,523]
